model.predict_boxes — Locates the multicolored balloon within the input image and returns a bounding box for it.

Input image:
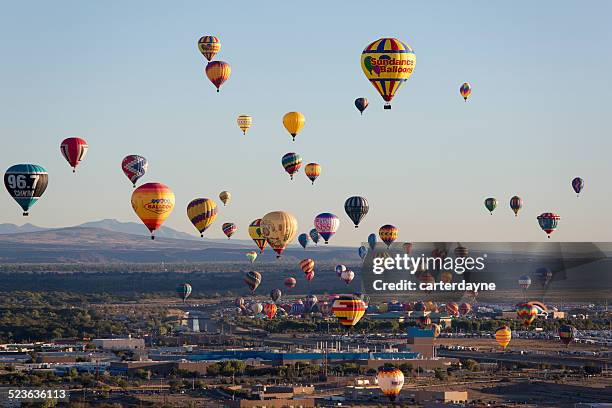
[284,277,297,289]
[361,38,416,109]
[176,283,192,302]
[354,97,369,115]
[270,288,282,303]
[417,315,431,328]
[261,211,298,258]
[205,61,231,92]
[219,191,231,206]
[132,183,175,239]
[309,228,320,245]
[559,324,575,346]
[376,366,404,402]
[263,303,277,319]
[484,198,497,215]
[222,222,237,239]
[282,112,305,141]
[197,35,220,61]
[249,219,267,252]
[335,264,347,277]
[332,295,366,326]
[572,177,584,197]
[379,225,398,248]
[537,212,560,238]
[340,269,355,284]
[281,152,302,180]
[298,233,310,249]
[536,266,553,286]
[344,196,369,228]
[368,233,377,250]
[299,258,315,276]
[246,251,258,263]
[510,196,522,217]
[495,326,512,350]
[121,155,148,188]
[518,275,531,290]
[237,115,252,135]
[314,213,340,244]
[60,137,88,173]
[291,300,305,316]
[460,82,472,101]
[304,163,321,185]
[446,302,459,316]
[4,164,48,216]
[244,271,262,292]
[516,302,537,327]
[187,198,217,237]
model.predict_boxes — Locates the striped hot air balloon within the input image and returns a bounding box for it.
[537,213,560,238]
[518,275,532,290]
[222,222,237,239]
[176,283,192,302]
[187,198,217,237]
[417,315,431,328]
[284,277,296,289]
[460,82,472,101]
[379,225,398,248]
[314,213,340,244]
[205,61,231,92]
[263,303,277,319]
[495,326,512,350]
[344,196,369,228]
[305,271,315,282]
[332,295,366,327]
[304,163,321,185]
[376,366,404,402]
[197,35,220,61]
[244,271,262,292]
[281,152,302,180]
[559,324,575,346]
[237,115,252,135]
[248,219,267,253]
[510,196,523,217]
[246,251,258,263]
[299,258,315,275]
[131,183,175,239]
[516,302,537,327]
[219,191,231,206]
[446,302,459,316]
[60,137,88,173]
[121,155,148,188]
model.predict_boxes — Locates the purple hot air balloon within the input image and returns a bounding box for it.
[314,213,340,244]
[572,177,584,197]
[354,98,369,115]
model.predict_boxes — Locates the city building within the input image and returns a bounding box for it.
[92,337,145,351]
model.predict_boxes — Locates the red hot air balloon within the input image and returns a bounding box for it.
[537,213,560,238]
[60,137,88,173]
[284,277,297,289]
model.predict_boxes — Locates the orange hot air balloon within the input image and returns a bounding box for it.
[304,163,321,185]
[131,183,175,239]
[263,303,277,319]
[299,258,315,275]
[377,366,404,402]
[205,61,231,92]
[495,326,512,350]
[282,112,305,141]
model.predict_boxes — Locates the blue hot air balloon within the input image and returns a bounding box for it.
[368,233,377,250]
[298,233,310,249]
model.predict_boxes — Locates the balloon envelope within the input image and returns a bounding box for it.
[60,137,88,172]
[261,211,298,258]
[197,35,221,61]
[187,198,218,237]
[4,164,48,216]
[122,155,148,187]
[131,183,175,239]
[314,213,340,244]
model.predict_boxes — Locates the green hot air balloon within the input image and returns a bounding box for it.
[484,197,497,215]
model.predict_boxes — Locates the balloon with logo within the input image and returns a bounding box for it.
[516,302,537,327]
[495,326,512,350]
[219,191,231,206]
[299,258,315,276]
[132,183,175,239]
[250,302,263,315]
[459,302,471,316]
[187,198,217,237]
[572,177,584,197]
[361,38,416,109]
[60,137,88,173]
[460,82,471,101]
[237,115,252,135]
[368,233,377,250]
[298,233,310,249]
[205,61,231,92]
[354,97,369,115]
[332,295,366,326]
[263,303,277,319]
[445,302,459,316]
[344,196,369,228]
[249,219,267,253]
[335,264,347,277]
[314,213,340,244]
[244,271,262,292]
[484,198,497,215]
[4,164,49,216]
[304,163,321,185]
[377,366,404,402]
[282,111,305,141]
[291,300,305,316]
[537,213,560,238]
[222,222,237,239]
[341,269,355,285]
[379,225,398,248]
[270,288,282,303]
[282,152,302,180]
[246,251,258,263]
[510,196,522,217]
[358,246,367,260]
[309,228,320,245]
[284,277,297,289]
[559,324,575,346]
[261,211,298,258]
[197,35,220,61]
[176,283,192,302]
[122,155,148,188]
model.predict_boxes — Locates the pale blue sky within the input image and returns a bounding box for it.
[1,1,611,244]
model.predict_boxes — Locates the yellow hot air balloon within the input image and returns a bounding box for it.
[219,191,231,206]
[246,251,258,263]
[495,326,512,350]
[361,38,416,109]
[260,211,298,258]
[237,115,252,135]
[131,183,175,240]
[249,219,267,253]
[282,112,305,141]
[187,198,218,237]
[377,366,404,402]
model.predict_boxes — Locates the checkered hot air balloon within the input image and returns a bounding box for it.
[121,155,148,188]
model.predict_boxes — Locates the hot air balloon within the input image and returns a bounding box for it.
[537,213,560,238]
[335,264,347,277]
[205,61,231,92]
[379,225,398,248]
[187,198,217,237]
[261,211,298,258]
[131,183,175,239]
[222,222,237,239]
[244,271,262,292]
[291,300,305,316]
[459,303,471,316]
[4,164,49,216]
[377,366,404,402]
[249,219,267,252]
[309,228,320,245]
[559,324,575,346]
[121,155,148,188]
[235,297,245,309]
[299,258,315,275]
[281,152,302,180]
[572,177,584,197]
[219,191,231,206]
[314,213,340,244]
[282,112,305,141]
[341,269,355,284]
[197,35,220,61]
[304,163,321,185]
[332,295,366,326]
[298,233,310,249]
[237,115,252,135]
[60,137,88,173]
[263,303,277,319]
[270,288,282,303]
[518,275,531,290]
[495,326,512,350]
[454,245,468,258]
[445,302,459,316]
[305,271,315,282]
[460,82,471,101]
[246,251,258,263]
[284,277,297,289]
[250,302,263,315]
[417,315,431,328]
[358,246,367,260]
[354,98,369,115]
[303,294,318,312]
[361,38,416,110]
[510,196,522,217]
[344,196,369,228]
[516,302,537,327]
[368,233,377,250]
[484,198,497,215]
[176,283,192,302]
